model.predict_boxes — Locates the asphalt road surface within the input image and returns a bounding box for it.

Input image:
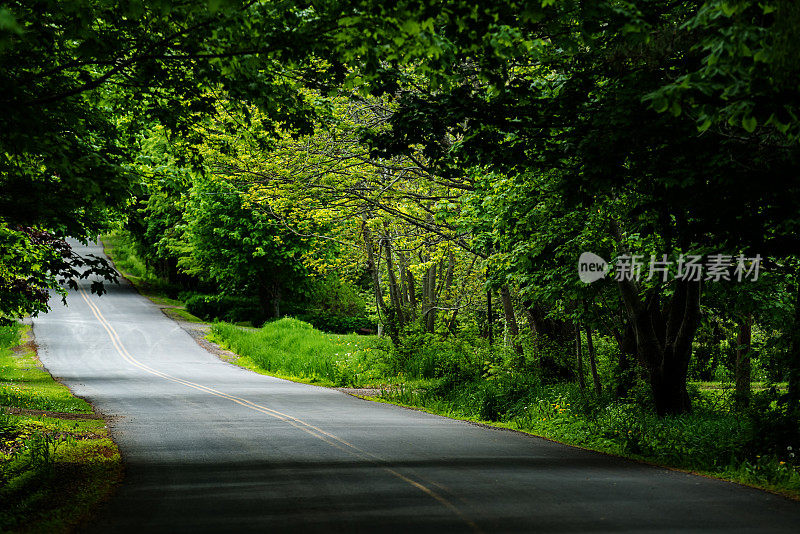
[33,241,800,533]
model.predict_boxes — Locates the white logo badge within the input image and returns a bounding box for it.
[578,252,608,284]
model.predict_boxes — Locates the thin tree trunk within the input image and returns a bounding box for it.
[382,229,403,325]
[788,279,800,411]
[397,250,409,308]
[582,300,602,395]
[257,275,274,319]
[576,324,586,390]
[585,321,602,395]
[272,282,281,319]
[443,249,455,301]
[487,289,494,343]
[446,255,477,335]
[735,313,752,408]
[424,263,437,333]
[499,284,522,354]
[361,220,387,336]
[407,269,417,314]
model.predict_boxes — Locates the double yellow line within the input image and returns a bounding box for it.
[78,287,481,533]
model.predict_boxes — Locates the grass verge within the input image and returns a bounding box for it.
[0,322,122,533]
[209,318,407,388]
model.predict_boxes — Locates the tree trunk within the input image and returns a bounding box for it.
[443,250,455,301]
[499,285,522,354]
[424,263,437,333]
[524,302,573,347]
[649,360,692,416]
[271,282,281,319]
[397,251,409,308]
[618,276,701,416]
[585,321,602,395]
[576,324,586,390]
[735,313,752,408]
[382,229,404,326]
[788,278,800,411]
[361,220,387,337]
[257,276,273,320]
[406,268,417,315]
[486,289,494,343]
[445,255,476,335]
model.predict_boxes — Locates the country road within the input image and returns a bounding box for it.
[31,241,800,533]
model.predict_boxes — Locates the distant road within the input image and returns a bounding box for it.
[33,240,800,533]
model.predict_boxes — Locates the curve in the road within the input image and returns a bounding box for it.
[76,285,480,532]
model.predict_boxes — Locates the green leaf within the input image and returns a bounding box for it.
[0,8,23,35]
[400,19,421,35]
[721,2,738,16]
[742,116,757,133]
[208,0,222,14]
[652,96,669,113]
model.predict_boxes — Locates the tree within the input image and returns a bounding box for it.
[180,176,313,318]
[0,225,117,323]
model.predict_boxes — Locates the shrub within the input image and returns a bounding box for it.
[296,312,375,334]
[392,330,482,381]
[743,389,800,460]
[185,294,264,324]
[307,277,367,317]
[209,318,387,387]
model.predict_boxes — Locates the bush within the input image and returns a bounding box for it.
[184,294,264,324]
[392,330,482,381]
[307,277,367,317]
[744,389,800,460]
[296,312,375,334]
[177,290,200,302]
[0,323,22,349]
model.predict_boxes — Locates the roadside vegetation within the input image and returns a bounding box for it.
[0,323,122,533]
[210,319,391,387]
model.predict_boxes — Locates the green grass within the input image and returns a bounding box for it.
[162,308,208,324]
[210,318,396,387]
[694,380,787,391]
[0,328,91,414]
[0,323,122,533]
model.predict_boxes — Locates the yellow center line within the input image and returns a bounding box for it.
[78,287,482,533]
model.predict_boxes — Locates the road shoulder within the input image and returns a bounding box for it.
[0,322,123,533]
